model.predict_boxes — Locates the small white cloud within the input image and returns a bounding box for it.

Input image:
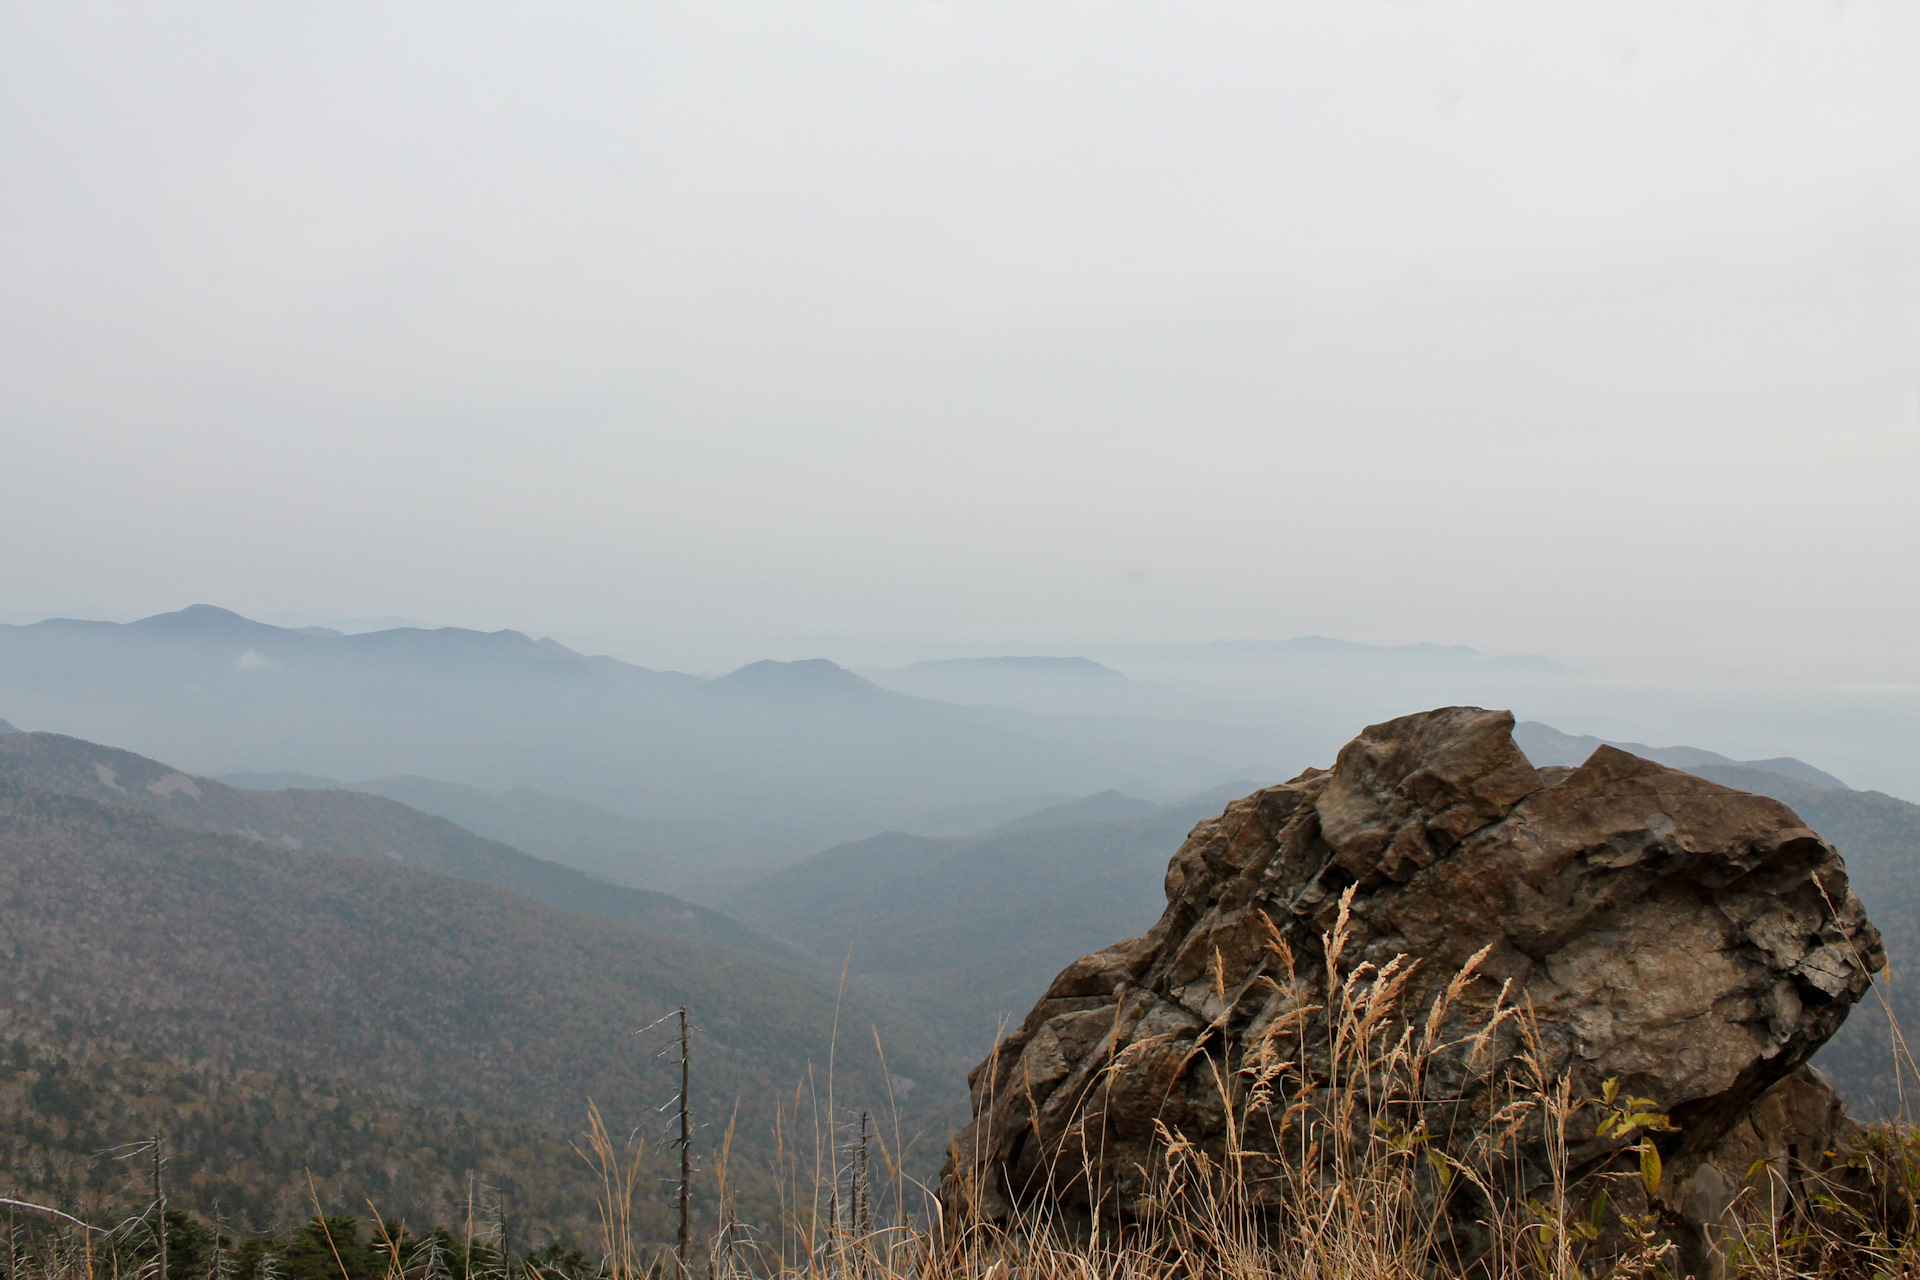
[234,648,277,672]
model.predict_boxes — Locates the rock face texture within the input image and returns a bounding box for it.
[940,708,1884,1260]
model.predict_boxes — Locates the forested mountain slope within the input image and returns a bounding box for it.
[725,789,1247,1057]
[0,784,965,1240]
[0,730,774,954]
[218,770,690,891]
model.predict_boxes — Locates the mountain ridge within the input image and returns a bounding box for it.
[216,770,691,889]
[0,607,1271,885]
[0,730,778,955]
[1513,720,1848,790]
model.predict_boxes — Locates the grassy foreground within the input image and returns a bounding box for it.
[9,901,1920,1280]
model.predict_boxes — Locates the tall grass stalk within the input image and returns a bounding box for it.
[575,1102,645,1280]
[12,891,1920,1279]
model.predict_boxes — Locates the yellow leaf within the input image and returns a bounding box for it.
[1640,1140,1663,1197]
[1602,1077,1620,1105]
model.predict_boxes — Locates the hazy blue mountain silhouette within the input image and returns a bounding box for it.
[988,788,1164,833]
[892,790,1078,837]
[860,653,1206,720]
[1514,720,1848,790]
[0,606,1268,888]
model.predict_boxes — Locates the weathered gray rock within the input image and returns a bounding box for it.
[939,707,1884,1261]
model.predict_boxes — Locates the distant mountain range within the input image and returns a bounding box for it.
[1103,636,1566,672]
[0,606,1280,888]
[1512,720,1850,790]
[889,790,1078,838]
[2,600,1909,1124]
[859,655,1189,718]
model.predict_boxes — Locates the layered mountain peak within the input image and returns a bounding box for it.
[713,657,884,699]
[128,603,259,632]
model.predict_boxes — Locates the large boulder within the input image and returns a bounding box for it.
[939,707,1884,1263]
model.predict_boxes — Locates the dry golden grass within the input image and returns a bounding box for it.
[10,893,1920,1280]
[577,890,1920,1280]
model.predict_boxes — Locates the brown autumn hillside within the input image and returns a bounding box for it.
[0,781,965,1242]
[0,730,776,955]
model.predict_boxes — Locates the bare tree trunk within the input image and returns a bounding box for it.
[676,1006,691,1280]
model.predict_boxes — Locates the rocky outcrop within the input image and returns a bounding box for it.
[940,707,1884,1263]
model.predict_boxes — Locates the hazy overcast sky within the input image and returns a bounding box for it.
[3,2,1916,676]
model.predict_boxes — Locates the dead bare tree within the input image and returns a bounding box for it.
[675,1007,691,1277]
[642,1005,698,1279]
